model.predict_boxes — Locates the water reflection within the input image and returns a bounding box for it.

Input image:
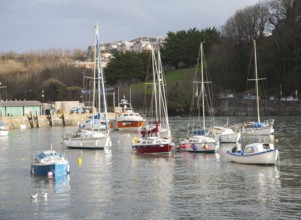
[1,117,301,219]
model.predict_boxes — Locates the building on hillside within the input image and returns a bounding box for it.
[0,100,42,117]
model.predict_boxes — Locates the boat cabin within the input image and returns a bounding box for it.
[244,143,275,155]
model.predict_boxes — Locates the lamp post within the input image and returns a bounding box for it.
[0,82,7,101]
[41,90,44,103]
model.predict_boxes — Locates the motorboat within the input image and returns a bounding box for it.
[31,148,70,176]
[226,142,279,165]
[113,97,145,131]
[0,121,8,136]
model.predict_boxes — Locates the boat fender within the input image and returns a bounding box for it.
[132,137,139,144]
[203,144,209,149]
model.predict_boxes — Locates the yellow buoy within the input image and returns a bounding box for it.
[77,157,82,165]
[132,137,139,144]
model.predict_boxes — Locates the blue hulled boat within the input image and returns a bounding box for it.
[31,148,70,176]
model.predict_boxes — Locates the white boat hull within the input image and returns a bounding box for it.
[242,126,274,136]
[179,135,219,153]
[219,132,241,143]
[0,130,8,136]
[227,149,279,165]
[63,135,111,149]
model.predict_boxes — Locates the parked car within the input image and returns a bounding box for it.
[70,107,84,114]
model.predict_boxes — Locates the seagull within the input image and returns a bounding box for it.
[29,193,38,199]
[42,192,48,199]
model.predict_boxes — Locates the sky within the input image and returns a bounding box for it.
[0,0,260,53]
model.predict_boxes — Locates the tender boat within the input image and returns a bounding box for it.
[31,148,70,176]
[226,142,279,165]
[0,121,8,136]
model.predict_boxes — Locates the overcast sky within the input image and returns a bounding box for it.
[0,0,260,53]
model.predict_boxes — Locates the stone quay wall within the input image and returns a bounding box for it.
[214,98,301,116]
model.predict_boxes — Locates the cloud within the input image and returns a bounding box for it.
[0,0,260,52]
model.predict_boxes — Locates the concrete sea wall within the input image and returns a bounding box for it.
[1,113,116,130]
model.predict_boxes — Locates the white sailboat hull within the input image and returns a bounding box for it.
[63,134,111,149]
[242,126,274,136]
[179,135,219,153]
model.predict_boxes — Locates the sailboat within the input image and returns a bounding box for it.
[132,46,174,154]
[179,42,219,153]
[240,40,274,136]
[62,23,111,150]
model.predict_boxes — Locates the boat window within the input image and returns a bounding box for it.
[245,147,254,154]
[129,114,134,116]
[263,144,270,149]
[124,114,129,117]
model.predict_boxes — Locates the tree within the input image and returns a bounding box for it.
[162,27,220,68]
[43,79,68,101]
[222,2,270,42]
[105,51,149,85]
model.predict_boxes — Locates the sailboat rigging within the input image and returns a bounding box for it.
[240,40,274,136]
[62,22,111,149]
[132,45,174,154]
[179,42,219,153]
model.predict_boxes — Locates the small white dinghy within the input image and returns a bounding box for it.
[226,143,279,165]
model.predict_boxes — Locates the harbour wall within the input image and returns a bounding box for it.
[1,113,116,130]
[214,99,301,116]
[1,99,301,130]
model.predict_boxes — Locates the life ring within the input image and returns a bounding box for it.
[132,137,139,144]
[203,144,209,149]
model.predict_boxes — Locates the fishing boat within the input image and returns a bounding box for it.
[179,42,219,153]
[112,96,145,131]
[240,40,274,136]
[0,121,8,136]
[62,22,111,150]
[132,46,174,154]
[226,142,279,165]
[31,147,70,176]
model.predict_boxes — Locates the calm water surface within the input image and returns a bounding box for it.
[0,116,301,219]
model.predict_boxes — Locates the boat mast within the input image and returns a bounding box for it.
[253,40,260,123]
[151,46,159,125]
[96,22,109,131]
[201,42,206,130]
[92,25,97,128]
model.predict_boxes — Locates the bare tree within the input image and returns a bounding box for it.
[222,2,270,42]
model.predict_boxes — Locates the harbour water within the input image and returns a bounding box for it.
[1,116,301,219]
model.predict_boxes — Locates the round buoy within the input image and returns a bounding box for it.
[78,157,82,165]
[47,171,53,178]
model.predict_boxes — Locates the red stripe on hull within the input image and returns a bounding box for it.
[132,144,173,154]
